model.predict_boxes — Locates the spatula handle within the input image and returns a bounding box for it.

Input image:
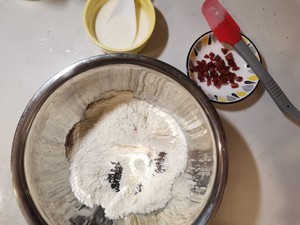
[234,39,300,120]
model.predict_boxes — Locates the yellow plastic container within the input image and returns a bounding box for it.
[83,0,156,54]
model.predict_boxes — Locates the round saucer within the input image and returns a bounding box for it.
[187,31,261,104]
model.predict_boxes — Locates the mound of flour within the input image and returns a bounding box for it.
[67,92,188,220]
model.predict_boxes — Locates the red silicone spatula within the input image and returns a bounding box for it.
[202,0,300,121]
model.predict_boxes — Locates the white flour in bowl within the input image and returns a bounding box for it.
[67,92,187,220]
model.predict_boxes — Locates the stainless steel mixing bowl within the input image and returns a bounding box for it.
[11,54,227,225]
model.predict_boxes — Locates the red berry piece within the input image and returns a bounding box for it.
[232,66,240,71]
[225,52,233,61]
[236,76,243,82]
[221,48,228,55]
[231,83,239,88]
[213,54,222,62]
[207,77,212,86]
[209,52,215,60]
[215,59,225,68]
[214,82,222,89]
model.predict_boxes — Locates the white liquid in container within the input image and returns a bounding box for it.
[102,15,135,49]
[95,0,150,50]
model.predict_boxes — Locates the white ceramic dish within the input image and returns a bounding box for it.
[187,31,261,104]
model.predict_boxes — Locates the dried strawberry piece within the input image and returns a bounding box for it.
[232,66,240,71]
[207,77,212,86]
[216,67,224,74]
[209,52,215,57]
[227,73,236,83]
[227,59,236,67]
[215,59,225,68]
[231,83,239,88]
[198,73,206,82]
[214,82,222,89]
[197,71,203,78]
[196,60,206,66]
[208,66,215,73]
[210,70,218,77]
[199,66,208,75]
[235,76,243,82]
[209,52,215,60]
[219,75,228,84]
[213,54,222,62]
[225,52,234,61]
[220,66,230,75]
[225,52,240,71]
[212,76,219,83]
[221,48,228,55]
[203,71,209,78]
[207,61,215,69]
[199,77,206,83]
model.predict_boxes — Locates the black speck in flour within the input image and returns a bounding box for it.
[134,183,143,195]
[154,152,167,173]
[107,162,123,192]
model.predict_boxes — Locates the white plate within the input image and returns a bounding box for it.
[187,31,261,104]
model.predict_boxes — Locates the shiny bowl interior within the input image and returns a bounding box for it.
[83,0,156,53]
[11,54,227,225]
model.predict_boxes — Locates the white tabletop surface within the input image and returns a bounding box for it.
[1,0,300,224]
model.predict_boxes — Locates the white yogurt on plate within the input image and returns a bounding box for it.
[95,0,150,49]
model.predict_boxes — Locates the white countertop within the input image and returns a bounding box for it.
[1,0,300,224]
